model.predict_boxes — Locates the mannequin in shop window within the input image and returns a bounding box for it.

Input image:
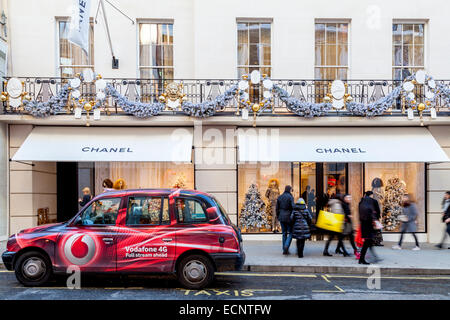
[265,179,281,233]
[102,178,114,193]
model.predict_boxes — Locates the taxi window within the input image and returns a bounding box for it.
[80,198,121,225]
[126,196,169,225]
[175,198,207,223]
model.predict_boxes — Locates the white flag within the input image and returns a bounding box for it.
[68,0,92,55]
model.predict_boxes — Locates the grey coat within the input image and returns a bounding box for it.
[400,203,418,233]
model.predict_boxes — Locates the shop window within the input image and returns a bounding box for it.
[126,196,163,225]
[324,163,347,197]
[175,198,207,223]
[364,163,425,232]
[300,162,317,216]
[238,162,298,233]
[79,198,121,225]
[94,162,194,196]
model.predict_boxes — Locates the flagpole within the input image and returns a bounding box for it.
[99,0,118,68]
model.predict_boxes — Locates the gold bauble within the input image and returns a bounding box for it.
[83,102,92,111]
[242,74,249,80]
[411,80,417,85]
[158,95,166,103]
[0,95,7,102]
[425,100,431,106]
[246,100,251,105]
[345,95,353,102]
[252,103,260,112]
[181,96,188,102]
[24,94,31,101]
[411,99,416,105]
[417,103,426,112]
[323,96,331,103]
[259,101,265,107]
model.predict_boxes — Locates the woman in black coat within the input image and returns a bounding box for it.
[290,198,312,258]
[358,195,380,264]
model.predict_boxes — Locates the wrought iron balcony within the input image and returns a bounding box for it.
[1,77,449,117]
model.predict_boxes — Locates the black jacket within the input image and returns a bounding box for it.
[443,202,450,224]
[359,196,377,239]
[276,191,295,223]
[290,203,312,239]
[79,195,91,207]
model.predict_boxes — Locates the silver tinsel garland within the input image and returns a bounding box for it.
[15,72,450,119]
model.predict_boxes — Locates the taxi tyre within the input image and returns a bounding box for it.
[177,254,214,289]
[14,251,52,287]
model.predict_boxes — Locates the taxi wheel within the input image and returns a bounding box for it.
[14,251,52,287]
[177,254,214,289]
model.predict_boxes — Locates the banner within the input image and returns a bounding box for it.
[68,0,92,54]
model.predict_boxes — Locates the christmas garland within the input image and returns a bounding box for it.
[11,71,450,119]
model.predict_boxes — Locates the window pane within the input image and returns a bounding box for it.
[326,23,337,43]
[260,67,271,77]
[392,24,402,45]
[337,44,348,66]
[126,197,162,225]
[337,23,348,45]
[80,198,121,225]
[315,23,325,45]
[249,44,259,65]
[249,23,260,44]
[162,198,170,224]
[139,23,173,70]
[414,45,424,67]
[326,44,337,66]
[237,43,249,65]
[176,198,207,223]
[324,163,346,196]
[301,163,317,217]
[237,23,248,45]
[414,24,424,45]
[403,24,413,45]
[393,45,402,66]
[261,44,271,65]
[261,23,271,44]
[237,67,248,78]
[337,68,347,80]
[403,44,412,66]
[163,45,173,66]
[59,20,93,72]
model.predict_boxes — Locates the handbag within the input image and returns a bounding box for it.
[355,227,364,248]
[342,221,353,235]
[373,220,383,230]
[398,215,409,222]
[316,210,345,233]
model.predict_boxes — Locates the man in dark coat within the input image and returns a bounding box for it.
[290,198,312,258]
[276,185,295,254]
[358,195,379,264]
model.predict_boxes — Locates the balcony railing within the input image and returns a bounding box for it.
[2,77,450,117]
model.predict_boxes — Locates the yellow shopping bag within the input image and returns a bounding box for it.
[316,210,345,233]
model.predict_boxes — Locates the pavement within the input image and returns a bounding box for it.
[242,240,450,275]
[1,239,449,275]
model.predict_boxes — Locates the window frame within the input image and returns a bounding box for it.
[314,20,350,80]
[174,196,209,224]
[55,17,95,78]
[77,197,123,227]
[125,194,170,227]
[236,19,272,78]
[137,19,174,80]
[392,21,426,80]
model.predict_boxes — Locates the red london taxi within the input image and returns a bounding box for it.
[2,189,245,289]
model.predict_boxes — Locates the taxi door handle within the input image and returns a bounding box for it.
[162,238,173,242]
[102,237,114,244]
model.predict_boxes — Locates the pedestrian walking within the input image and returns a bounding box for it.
[436,191,450,249]
[290,198,312,258]
[323,194,349,257]
[358,194,381,265]
[276,185,295,255]
[78,187,92,208]
[335,194,358,256]
[392,194,420,251]
[364,191,384,246]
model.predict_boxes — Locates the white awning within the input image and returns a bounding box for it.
[12,126,193,162]
[237,127,449,163]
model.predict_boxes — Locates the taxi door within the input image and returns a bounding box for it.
[114,194,177,273]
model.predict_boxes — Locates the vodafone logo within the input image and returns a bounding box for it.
[63,233,96,266]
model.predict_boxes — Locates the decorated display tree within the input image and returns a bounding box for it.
[172,175,186,189]
[239,184,269,231]
[382,177,406,231]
